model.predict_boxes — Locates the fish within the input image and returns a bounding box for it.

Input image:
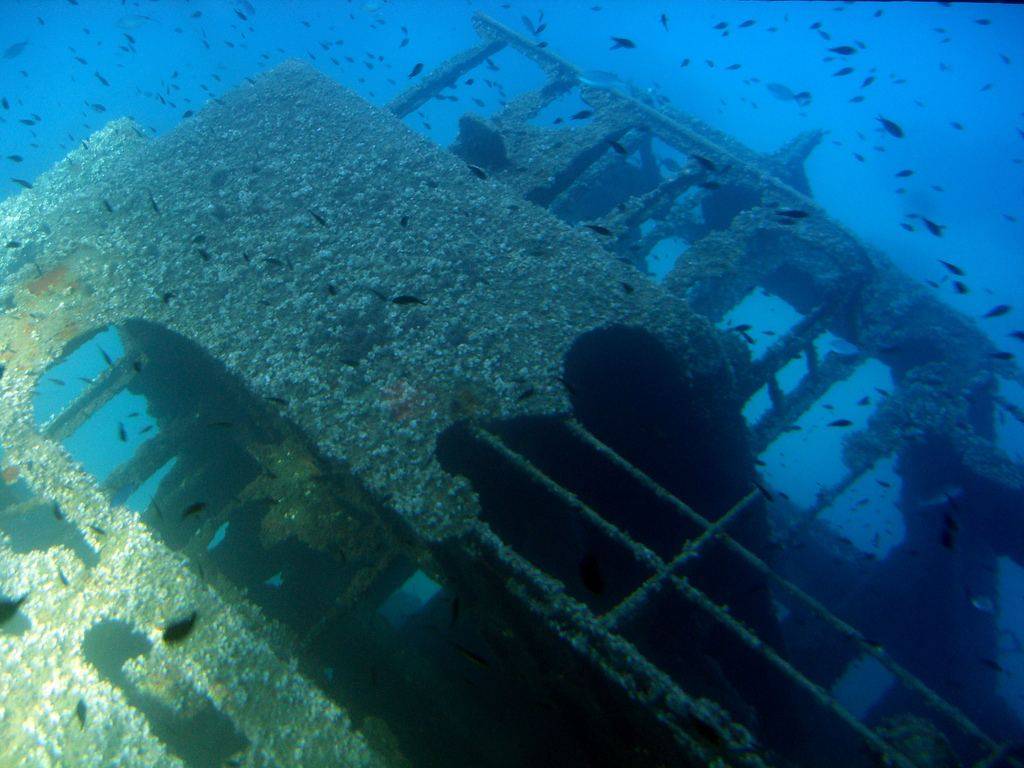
[467,163,487,180]
[829,45,857,55]
[181,502,207,519]
[953,281,969,295]
[579,552,605,594]
[754,482,774,503]
[660,13,668,31]
[161,291,175,305]
[94,71,109,86]
[921,218,945,237]
[117,422,127,442]
[88,524,107,537]
[833,67,854,77]
[570,109,593,120]
[6,154,23,162]
[147,192,160,213]
[765,83,812,107]
[607,140,627,155]
[1010,331,1024,343]
[980,658,1003,673]
[450,640,490,668]
[2,41,28,60]
[392,295,426,306]
[776,209,809,219]
[983,304,1011,318]
[309,209,327,226]
[739,19,755,28]
[75,699,87,728]
[101,199,113,212]
[53,503,64,521]
[991,351,1014,361]
[516,387,535,402]
[938,260,964,276]
[0,594,27,625]
[584,223,613,236]
[58,568,69,586]
[162,611,197,644]
[408,62,423,78]
[828,419,853,427]
[207,522,229,551]
[609,37,636,50]
[876,115,904,138]
[895,169,914,178]
[11,178,33,189]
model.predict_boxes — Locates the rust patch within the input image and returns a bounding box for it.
[26,265,72,296]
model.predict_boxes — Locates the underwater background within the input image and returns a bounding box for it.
[2,1,1024,766]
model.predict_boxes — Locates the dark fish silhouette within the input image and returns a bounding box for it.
[829,45,856,55]
[392,295,426,306]
[983,304,1011,318]
[181,502,207,518]
[2,41,28,60]
[938,260,964,276]
[828,419,853,427]
[0,594,27,625]
[579,552,605,595]
[467,163,487,180]
[584,223,612,236]
[408,62,423,78]
[876,115,904,138]
[75,699,87,728]
[162,611,197,644]
[609,37,635,50]
[921,218,945,237]
[570,109,593,120]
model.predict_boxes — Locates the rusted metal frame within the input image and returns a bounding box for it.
[99,417,193,498]
[472,421,924,765]
[750,352,865,455]
[473,13,579,82]
[461,520,770,767]
[388,39,507,119]
[564,418,1002,753]
[741,300,835,401]
[40,351,143,442]
[603,489,760,630]
[668,575,919,768]
[469,424,663,572]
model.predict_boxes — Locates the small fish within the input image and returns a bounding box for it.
[101,199,113,212]
[776,209,809,219]
[181,501,207,519]
[894,169,914,178]
[516,387,535,402]
[94,71,109,86]
[161,291,175,305]
[88,524,106,537]
[309,209,327,226]
[6,154,23,163]
[921,218,945,237]
[754,482,774,503]
[829,45,857,55]
[607,140,627,155]
[11,178,33,189]
[832,67,854,77]
[147,192,160,213]
[207,522,229,551]
[53,502,65,521]
[0,594,27,625]
[584,223,613,236]
[983,304,1011,318]
[450,640,490,668]
[579,552,605,594]
[467,163,487,180]
[609,37,636,50]
[58,568,69,586]
[75,699,87,728]
[117,422,127,442]
[991,351,1014,361]
[953,281,968,294]
[979,658,1003,673]
[938,260,964,276]
[162,611,197,644]
[876,115,904,138]
[2,41,28,60]
[391,295,426,306]
[828,419,853,427]
[408,62,423,78]
[570,109,593,120]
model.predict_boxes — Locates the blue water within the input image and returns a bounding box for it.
[3,1,1024,764]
